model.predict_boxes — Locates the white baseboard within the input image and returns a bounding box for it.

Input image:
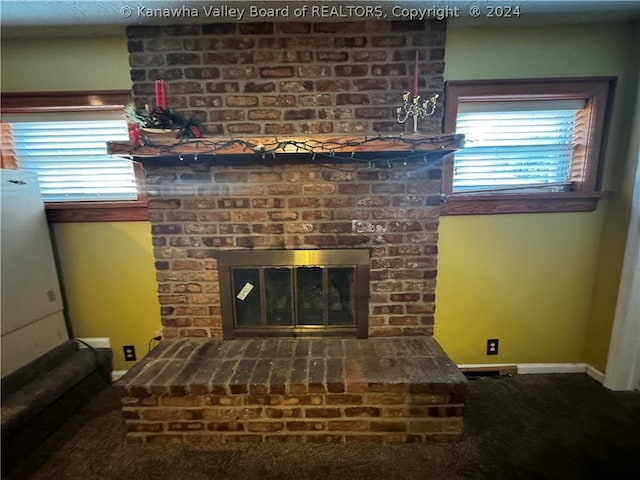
[586,364,605,383]
[75,337,110,349]
[458,363,516,370]
[517,363,587,374]
[458,362,604,383]
[111,370,127,382]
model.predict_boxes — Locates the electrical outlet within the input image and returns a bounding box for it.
[123,345,137,362]
[487,339,499,355]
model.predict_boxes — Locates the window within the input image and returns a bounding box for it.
[442,78,616,215]
[1,91,148,222]
[6,113,134,202]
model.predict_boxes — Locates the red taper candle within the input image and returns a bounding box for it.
[154,80,161,108]
[161,80,168,109]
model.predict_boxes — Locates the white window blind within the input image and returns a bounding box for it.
[7,113,135,202]
[453,100,585,193]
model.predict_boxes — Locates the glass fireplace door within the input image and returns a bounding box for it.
[265,267,294,327]
[219,250,368,339]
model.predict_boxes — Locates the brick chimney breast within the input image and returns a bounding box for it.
[127,20,446,135]
[127,20,447,339]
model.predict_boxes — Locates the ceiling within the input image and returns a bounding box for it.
[1,0,640,36]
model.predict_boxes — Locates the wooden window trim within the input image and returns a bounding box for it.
[1,90,149,223]
[1,123,17,169]
[1,91,132,113]
[442,77,616,216]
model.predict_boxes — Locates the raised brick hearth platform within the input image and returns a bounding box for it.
[114,337,467,443]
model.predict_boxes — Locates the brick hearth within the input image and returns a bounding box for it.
[114,337,467,443]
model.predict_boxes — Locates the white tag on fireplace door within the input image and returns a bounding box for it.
[236,282,254,301]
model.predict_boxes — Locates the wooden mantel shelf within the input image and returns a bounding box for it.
[107,133,464,164]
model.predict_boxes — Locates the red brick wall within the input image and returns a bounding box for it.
[130,19,447,339]
[146,161,441,339]
[127,20,446,135]
[120,386,464,443]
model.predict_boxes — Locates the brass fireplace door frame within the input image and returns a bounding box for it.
[217,249,370,339]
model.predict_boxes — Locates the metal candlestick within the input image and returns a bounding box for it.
[396,92,439,133]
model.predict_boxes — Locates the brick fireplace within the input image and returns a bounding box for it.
[113,18,468,444]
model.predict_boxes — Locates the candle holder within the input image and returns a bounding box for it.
[396,92,439,133]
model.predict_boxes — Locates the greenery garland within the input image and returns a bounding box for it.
[125,103,204,139]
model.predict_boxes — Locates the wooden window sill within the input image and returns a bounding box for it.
[45,201,149,223]
[441,192,608,216]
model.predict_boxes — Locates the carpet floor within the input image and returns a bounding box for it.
[6,373,640,480]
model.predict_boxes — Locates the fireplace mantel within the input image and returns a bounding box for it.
[108,133,464,165]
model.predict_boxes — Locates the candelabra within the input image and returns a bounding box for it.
[396,92,439,133]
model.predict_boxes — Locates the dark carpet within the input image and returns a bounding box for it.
[6,373,640,480]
